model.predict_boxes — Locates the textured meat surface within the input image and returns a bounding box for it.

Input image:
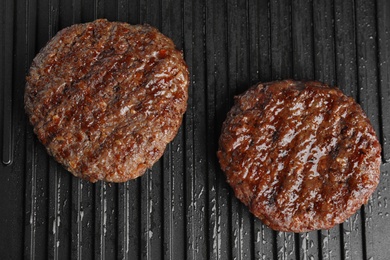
[217,80,381,232]
[25,19,189,182]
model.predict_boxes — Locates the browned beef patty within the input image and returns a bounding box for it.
[217,80,381,232]
[25,19,189,182]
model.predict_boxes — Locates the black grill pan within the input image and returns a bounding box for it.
[1,0,390,259]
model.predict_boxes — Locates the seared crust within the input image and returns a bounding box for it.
[217,80,381,232]
[25,19,189,182]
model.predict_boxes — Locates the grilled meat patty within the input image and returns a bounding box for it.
[218,80,381,232]
[25,19,189,182]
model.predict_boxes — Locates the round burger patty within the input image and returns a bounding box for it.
[25,19,189,182]
[217,80,381,232]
